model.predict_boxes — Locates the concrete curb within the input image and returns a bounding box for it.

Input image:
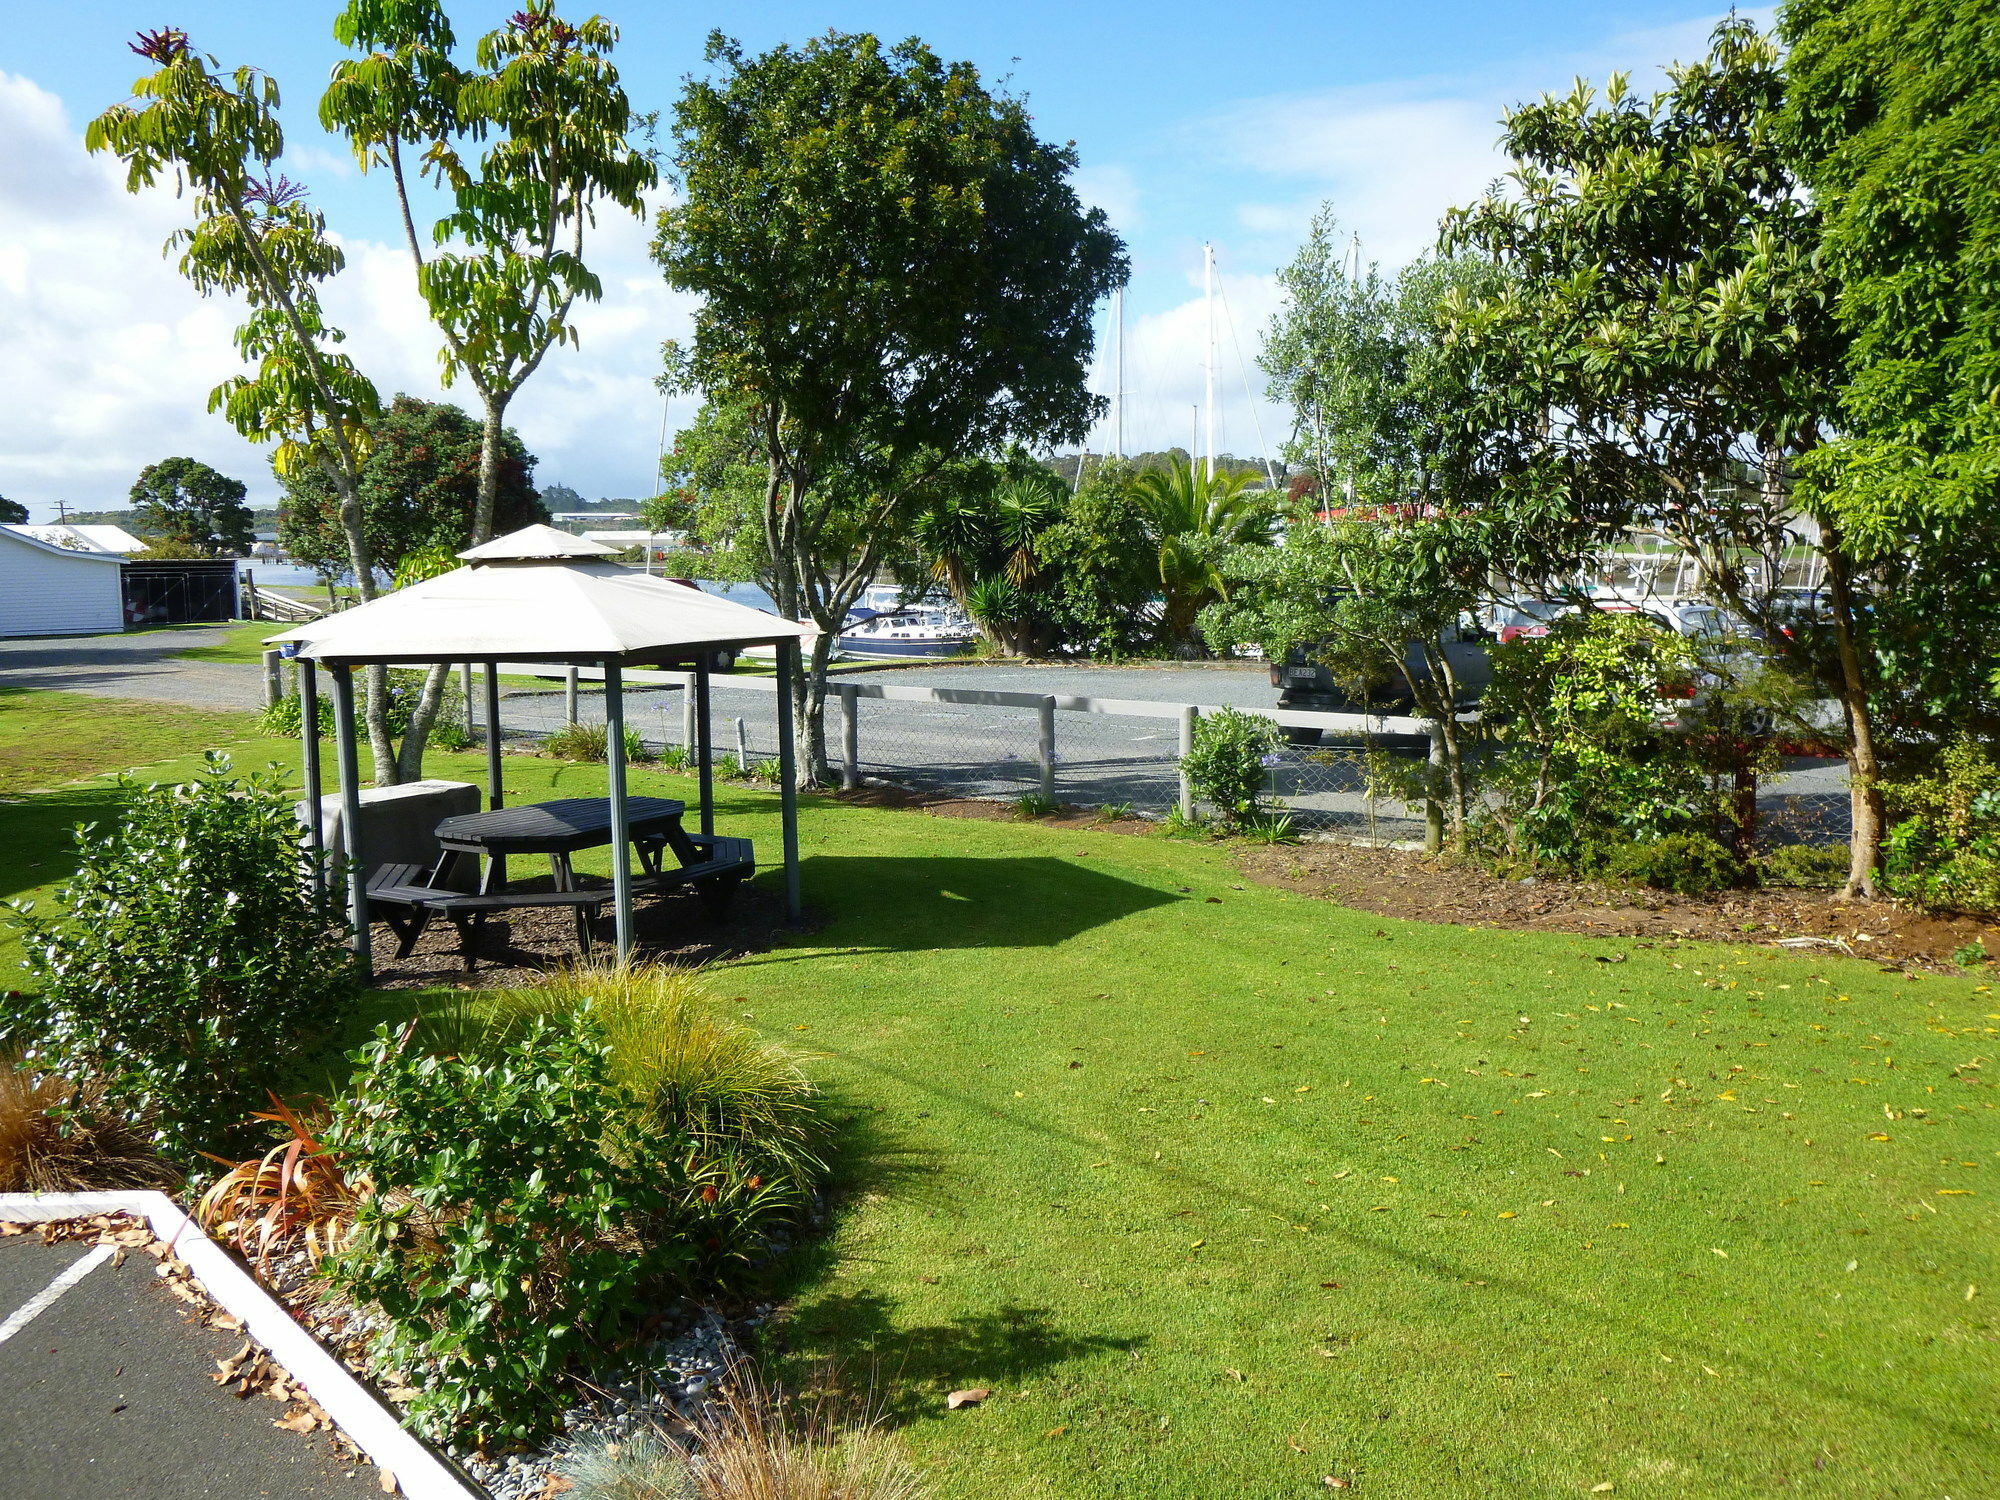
[0,1190,481,1500]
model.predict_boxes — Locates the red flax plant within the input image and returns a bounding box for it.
[196,1096,371,1269]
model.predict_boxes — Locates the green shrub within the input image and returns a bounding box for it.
[260,666,467,747]
[1181,707,1281,830]
[1479,613,1739,874]
[1599,832,1743,894]
[1011,792,1060,819]
[1882,738,2000,918]
[1236,811,1300,845]
[323,1014,695,1448]
[5,754,357,1162]
[545,720,649,764]
[1758,841,1850,889]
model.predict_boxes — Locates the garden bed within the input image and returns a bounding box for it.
[1235,839,2000,971]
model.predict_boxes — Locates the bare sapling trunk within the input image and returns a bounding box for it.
[1819,526,1884,897]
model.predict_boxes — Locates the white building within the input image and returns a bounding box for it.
[0,525,125,637]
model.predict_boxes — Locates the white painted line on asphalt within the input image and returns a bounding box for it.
[0,1192,478,1499]
[0,1242,114,1348]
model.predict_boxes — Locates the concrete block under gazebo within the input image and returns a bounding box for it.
[267,525,819,974]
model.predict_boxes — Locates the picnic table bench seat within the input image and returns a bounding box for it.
[366,830,755,969]
[367,862,613,968]
[629,833,755,912]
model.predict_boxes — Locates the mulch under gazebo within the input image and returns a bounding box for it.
[269,525,819,976]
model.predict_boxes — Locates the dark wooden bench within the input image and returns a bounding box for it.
[367,861,612,970]
[631,833,755,914]
[366,833,753,969]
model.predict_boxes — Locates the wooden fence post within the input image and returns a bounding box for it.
[1178,704,1197,820]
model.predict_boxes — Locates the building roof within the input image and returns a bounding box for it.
[268,524,816,665]
[0,525,126,563]
[6,523,145,556]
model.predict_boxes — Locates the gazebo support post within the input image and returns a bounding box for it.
[775,641,802,921]
[695,657,714,836]
[605,660,634,965]
[482,663,504,810]
[298,658,324,903]
[327,664,372,976]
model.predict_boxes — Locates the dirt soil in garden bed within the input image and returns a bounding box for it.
[834,784,1998,972]
[366,879,789,990]
[1232,839,2000,972]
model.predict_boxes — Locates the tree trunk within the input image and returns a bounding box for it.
[475,394,508,545]
[797,629,837,788]
[393,662,455,783]
[390,393,510,782]
[1820,525,1884,897]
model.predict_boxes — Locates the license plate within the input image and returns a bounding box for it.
[1285,668,1317,681]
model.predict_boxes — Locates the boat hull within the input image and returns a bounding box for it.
[836,634,976,659]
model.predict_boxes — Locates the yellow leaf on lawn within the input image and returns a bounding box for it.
[1938,1189,1974,1196]
[1498,1211,1517,1219]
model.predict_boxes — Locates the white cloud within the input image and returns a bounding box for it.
[0,70,693,521]
[1071,162,1141,236]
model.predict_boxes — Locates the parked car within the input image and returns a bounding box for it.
[1492,597,1575,643]
[1271,614,1493,741]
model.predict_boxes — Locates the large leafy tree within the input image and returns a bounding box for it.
[279,395,544,579]
[128,456,255,555]
[1440,20,1897,893]
[87,28,403,780]
[1779,0,2000,742]
[0,497,26,525]
[653,31,1126,782]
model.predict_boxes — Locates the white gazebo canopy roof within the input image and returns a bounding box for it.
[266,526,816,666]
[457,524,623,562]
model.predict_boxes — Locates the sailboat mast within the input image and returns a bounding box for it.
[1112,286,1125,462]
[1203,242,1218,480]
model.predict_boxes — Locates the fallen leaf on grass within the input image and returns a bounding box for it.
[1323,1478,1352,1489]
[946,1388,991,1410]
[1044,1425,1068,1438]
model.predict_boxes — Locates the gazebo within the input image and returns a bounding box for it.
[269,525,818,974]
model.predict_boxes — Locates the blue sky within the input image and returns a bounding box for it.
[1,1,1755,518]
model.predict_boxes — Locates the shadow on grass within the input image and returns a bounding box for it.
[772,1292,1141,1426]
[753,854,1181,958]
[0,784,134,907]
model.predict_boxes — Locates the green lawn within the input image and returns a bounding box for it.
[0,685,266,795]
[1,699,1994,1496]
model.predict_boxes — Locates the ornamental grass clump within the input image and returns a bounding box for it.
[6,753,358,1163]
[521,964,831,1278]
[0,1053,178,1193]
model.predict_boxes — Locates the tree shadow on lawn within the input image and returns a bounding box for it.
[782,854,1182,955]
[0,784,132,906]
[771,1291,1142,1427]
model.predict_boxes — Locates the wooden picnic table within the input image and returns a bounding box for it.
[434,795,689,893]
[370,794,757,969]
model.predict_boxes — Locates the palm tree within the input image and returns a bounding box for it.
[914,469,1067,655]
[1132,458,1278,652]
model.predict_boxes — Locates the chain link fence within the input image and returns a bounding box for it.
[432,665,1849,854]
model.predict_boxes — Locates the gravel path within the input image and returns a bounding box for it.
[0,627,266,711]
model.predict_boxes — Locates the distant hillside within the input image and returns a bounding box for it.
[58,506,281,531]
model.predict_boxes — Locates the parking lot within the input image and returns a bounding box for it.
[0,1233,358,1498]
